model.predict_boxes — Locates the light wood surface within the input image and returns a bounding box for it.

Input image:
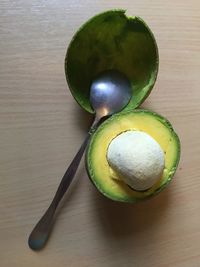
[0,1,200,266]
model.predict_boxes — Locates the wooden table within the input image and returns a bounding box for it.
[1,1,200,266]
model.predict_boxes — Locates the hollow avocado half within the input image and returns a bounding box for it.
[65,10,158,113]
[86,109,180,203]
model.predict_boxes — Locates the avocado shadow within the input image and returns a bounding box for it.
[91,185,172,240]
[69,102,172,242]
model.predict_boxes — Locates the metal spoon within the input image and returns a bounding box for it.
[28,70,132,250]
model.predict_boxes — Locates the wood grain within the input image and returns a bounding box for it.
[0,1,200,266]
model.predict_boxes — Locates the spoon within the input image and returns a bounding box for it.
[28,70,132,250]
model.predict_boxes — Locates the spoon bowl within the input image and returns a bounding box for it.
[90,70,132,118]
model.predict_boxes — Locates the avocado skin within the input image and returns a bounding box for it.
[85,109,181,203]
[65,10,159,114]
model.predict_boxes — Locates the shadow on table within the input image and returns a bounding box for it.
[91,185,172,240]
[72,103,94,134]
[55,103,93,205]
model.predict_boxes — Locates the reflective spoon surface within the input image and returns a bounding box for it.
[28,70,132,250]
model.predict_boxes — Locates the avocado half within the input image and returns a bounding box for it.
[65,10,158,113]
[86,109,180,203]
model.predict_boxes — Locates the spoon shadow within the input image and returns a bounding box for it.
[53,104,92,212]
[29,105,93,249]
[71,103,94,134]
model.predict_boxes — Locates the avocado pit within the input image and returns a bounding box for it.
[107,130,165,191]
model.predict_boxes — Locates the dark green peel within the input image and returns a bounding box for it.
[65,10,158,113]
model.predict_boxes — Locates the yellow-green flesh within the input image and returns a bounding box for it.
[87,110,180,203]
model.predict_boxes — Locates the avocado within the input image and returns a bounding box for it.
[65,10,158,113]
[86,109,180,203]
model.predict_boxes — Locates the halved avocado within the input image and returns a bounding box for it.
[86,109,180,203]
[65,10,158,113]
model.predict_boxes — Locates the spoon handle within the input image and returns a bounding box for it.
[28,119,99,251]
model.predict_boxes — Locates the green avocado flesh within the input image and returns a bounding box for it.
[86,109,180,203]
[65,10,158,113]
